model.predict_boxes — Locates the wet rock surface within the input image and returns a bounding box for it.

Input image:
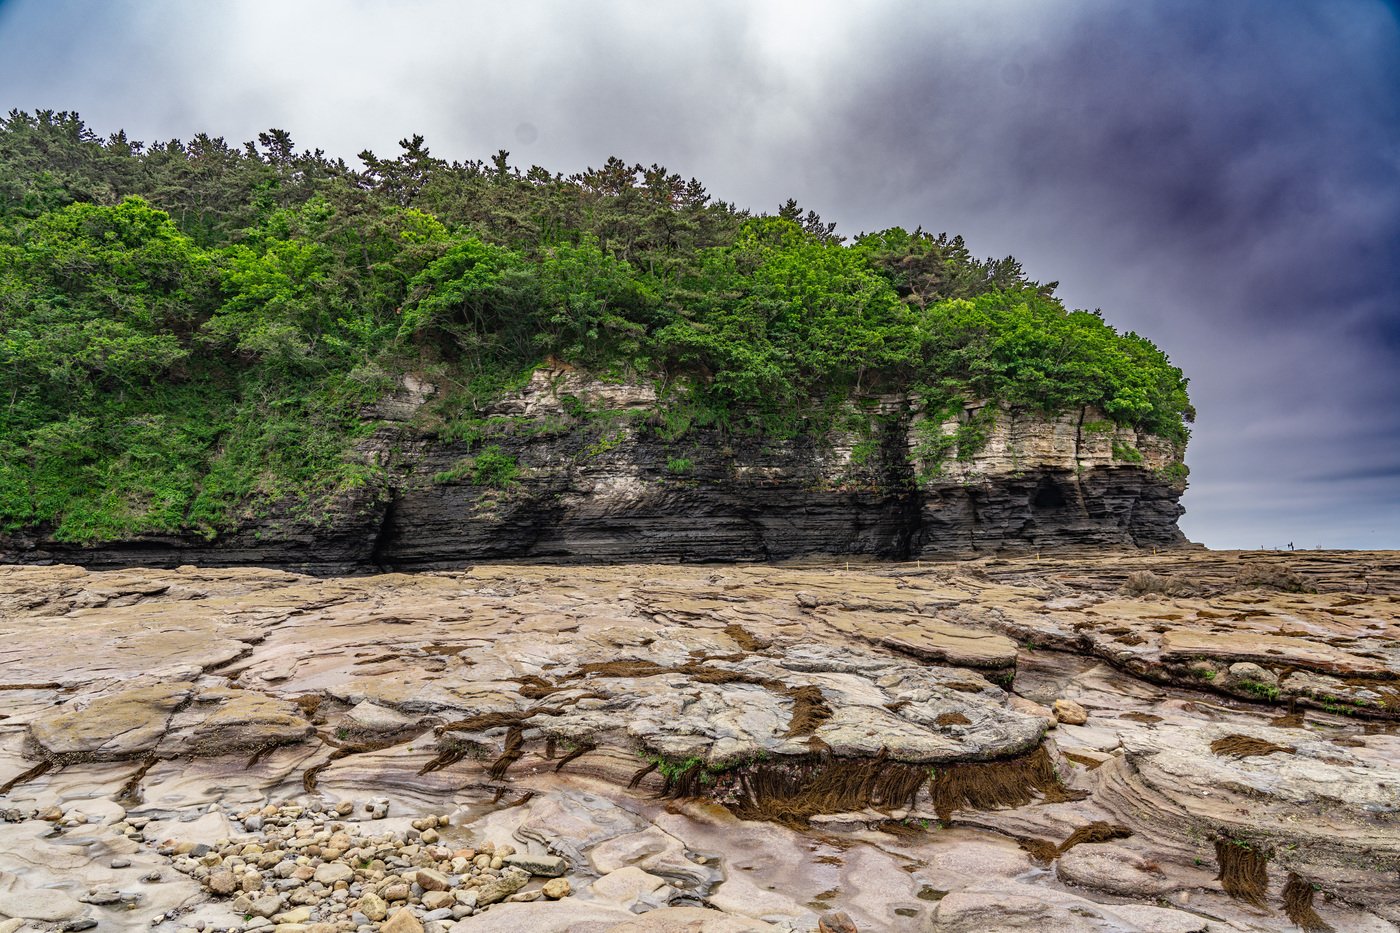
[0,550,1396,931]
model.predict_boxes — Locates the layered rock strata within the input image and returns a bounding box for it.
[2,370,1189,572]
[0,551,1396,931]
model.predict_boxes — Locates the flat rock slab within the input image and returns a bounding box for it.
[1159,630,1390,677]
[28,682,193,761]
[171,688,315,754]
[931,884,1210,932]
[815,609,1019,672]
[0,888,86,922]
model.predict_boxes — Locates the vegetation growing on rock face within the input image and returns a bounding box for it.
[0,110,1194,542]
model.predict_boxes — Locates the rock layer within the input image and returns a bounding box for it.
[1,551,1396,932]
[1,371,1188,572]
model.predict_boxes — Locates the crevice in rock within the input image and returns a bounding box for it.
[0,760,53,795]
[116,756,158,805]
[368,495,400,571]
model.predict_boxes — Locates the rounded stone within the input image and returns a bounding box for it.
[1052,699,1088,725]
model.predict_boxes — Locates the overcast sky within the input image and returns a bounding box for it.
[2,0,1397,549]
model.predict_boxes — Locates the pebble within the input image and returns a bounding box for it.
[111,858,132,869]
[159,800,575,927]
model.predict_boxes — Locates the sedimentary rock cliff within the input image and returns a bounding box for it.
[2,369,1190,572]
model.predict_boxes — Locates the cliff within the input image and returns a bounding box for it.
[2,369,1188,572]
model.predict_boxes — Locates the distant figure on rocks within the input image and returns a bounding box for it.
[1288,542,1295,551]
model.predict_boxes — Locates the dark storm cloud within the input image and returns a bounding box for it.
[0,0,1396,547]
[781,1,1400,548]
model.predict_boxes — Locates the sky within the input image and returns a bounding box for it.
[1,0,1397,549]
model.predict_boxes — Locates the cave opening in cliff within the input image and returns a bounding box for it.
[1032,478,1068,509]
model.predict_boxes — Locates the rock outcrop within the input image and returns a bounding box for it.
[1,551,1396,931]
[1,370,1189,572]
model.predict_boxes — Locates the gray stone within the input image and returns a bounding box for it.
[312,863,354,885]
[502,853,566,877]
[474,867,529,907]
[1227,661,1279,686]
[247,894,285,919]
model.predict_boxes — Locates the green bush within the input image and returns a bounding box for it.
[467,446,519,488]
[1112,441,1145,463]
[432,446,518,488]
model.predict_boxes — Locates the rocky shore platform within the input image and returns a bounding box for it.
[0,550,1396,932]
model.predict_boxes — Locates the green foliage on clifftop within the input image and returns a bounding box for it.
[0,111,1193,542]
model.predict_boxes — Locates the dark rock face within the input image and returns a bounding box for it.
[0,376,1188,572]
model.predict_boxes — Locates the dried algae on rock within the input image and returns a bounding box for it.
[1057,821,1133,854]
[487,725,525,780]
[0,760,52,795]
[930,745,1084,824]
[1210,734,1296,758]
[1018,837,1059,864]
[726,751,931,827]
[552,741,596,772]
[1284,872,1333,932]
[724,623,769,652]
[1215,838,1271,909]
[782,684,833,737]
[628,760,659,789]
[515,675,565,699]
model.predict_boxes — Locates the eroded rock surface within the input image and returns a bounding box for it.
[0,551,1396,932]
